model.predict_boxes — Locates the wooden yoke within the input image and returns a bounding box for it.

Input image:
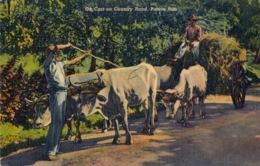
[67,79,103,96]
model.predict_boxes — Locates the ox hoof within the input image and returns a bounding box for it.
[182,123,189,127]
[64,135,72,140]
[112,140,120,144]
[102,129,108,133]
[150,132,155,135]
[189,114,195,119]
[165,116,172,119]
[149,129,155,135]
[74,138,82,144]
[177,119,184,123]
[154,115,159,122]
[140,128,149,134]
[125,140,133,145]
[200,114,205,119]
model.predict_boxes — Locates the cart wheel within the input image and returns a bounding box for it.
[230,62,246,108]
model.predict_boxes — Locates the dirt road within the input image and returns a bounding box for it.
[1,84,260,166]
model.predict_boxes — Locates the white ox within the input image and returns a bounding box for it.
[26,69,106,143]
[153,61,181,115]
[158,64,207,126]
[79,63,158,145]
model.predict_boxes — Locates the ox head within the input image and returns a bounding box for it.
[61,70,108,120]
[80,83,110,120]
[25,96,51,129]
[157,89,179,103]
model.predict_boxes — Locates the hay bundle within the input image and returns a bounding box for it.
[162,33,246,94]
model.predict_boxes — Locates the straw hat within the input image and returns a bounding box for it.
[188,14,198,21]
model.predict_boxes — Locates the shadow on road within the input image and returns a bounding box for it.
[1,133,119,166]
[1,83,259,166]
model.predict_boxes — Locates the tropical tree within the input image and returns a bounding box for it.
[230,0,260,63]
[245,15,260,63]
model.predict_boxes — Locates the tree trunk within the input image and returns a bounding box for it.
[254,49,260,64]
[84,15,96,72]
[89,44,96,72]
[104,27,109,69]
[7,0,11,15]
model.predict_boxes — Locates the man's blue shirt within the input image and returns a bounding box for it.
[44,53,68,90]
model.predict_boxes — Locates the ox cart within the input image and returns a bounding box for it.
[161,33,247,109]
[28,33,247,138]
[69,32,248,111]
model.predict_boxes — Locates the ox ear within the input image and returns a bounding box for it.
[97,94,107,102]
[25,98,38,106]
[156,89,164,93]
[96,73,108,88]
[96,73,104,87]
[156,89,165,96]
[165,89,177,94]
[25,98,34,105]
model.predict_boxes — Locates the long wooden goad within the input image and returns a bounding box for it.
[71,45,120,68]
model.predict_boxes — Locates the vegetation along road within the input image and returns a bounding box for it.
[1,84,260,166]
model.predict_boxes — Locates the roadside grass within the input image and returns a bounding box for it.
[0,121,48,157]
[0,103,165,157]
[245,54,260,84]
[0,115,101,157]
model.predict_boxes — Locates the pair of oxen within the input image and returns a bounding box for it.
[26,62,207,145]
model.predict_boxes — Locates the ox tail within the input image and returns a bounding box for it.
[148,67,158,127]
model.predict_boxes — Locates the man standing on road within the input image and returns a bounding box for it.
[173,14,202,64]
[43,43,89,161]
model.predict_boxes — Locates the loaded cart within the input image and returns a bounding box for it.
[162,33,247,109]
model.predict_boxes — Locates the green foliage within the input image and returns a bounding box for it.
[85,113,104,129]
[0,52,78,125]
[0,0,258,125]
[245,15,260,50]
[0,54,13,66]
[0,57,25,124]
[0,53,42,76]
[199,33,246,94]
[128,106,144,119]
[0,116,105,157]
[197,9,232,35]
[213,0,240,27]
[0,122,48,157]
[1,0,260,157]
[15,53,42,75]
[231,0,260,49]
[245,56,260,83]
[2,0,257,69]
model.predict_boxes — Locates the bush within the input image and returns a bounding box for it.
[0,118,102,157]
[85,113,104,130]
[0,55,77,125]
[0,122,48,157]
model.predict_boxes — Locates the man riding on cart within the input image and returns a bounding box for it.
[173,14,202,64]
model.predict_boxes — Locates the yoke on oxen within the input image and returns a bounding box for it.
[26,79,103,106]
[25,72,105,143]
[67,69,105,96]
[67,79,103,97]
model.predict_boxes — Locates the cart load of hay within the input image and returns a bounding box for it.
[161,33,246,94]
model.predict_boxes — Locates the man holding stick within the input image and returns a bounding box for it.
[43,43,89,161]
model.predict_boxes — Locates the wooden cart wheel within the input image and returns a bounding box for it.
[230,62,246,108]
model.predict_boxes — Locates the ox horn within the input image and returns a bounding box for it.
[157,89,165,94]
[156,89,164,93]
[25,98,34,105]
[96,73,104,87]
